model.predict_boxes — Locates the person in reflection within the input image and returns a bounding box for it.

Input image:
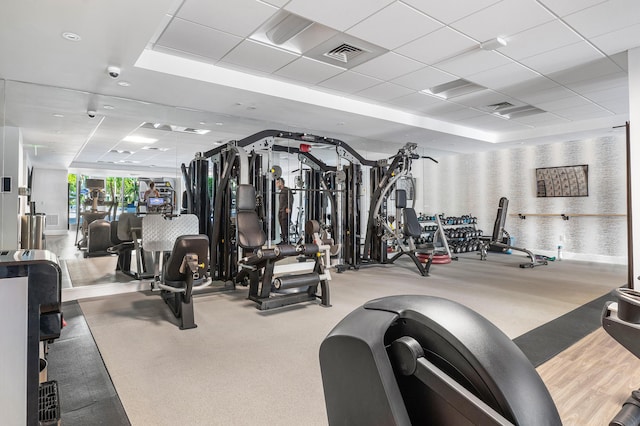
[143,181,160,203]
[276,177,293,244]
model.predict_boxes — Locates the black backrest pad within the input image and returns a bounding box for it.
[492,197,509,241]
[236,184,267,249]
[403,208,422,238]
[164,235,209,282]
[396,189,407,209]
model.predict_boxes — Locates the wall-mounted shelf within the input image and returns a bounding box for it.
[511,213,626,221]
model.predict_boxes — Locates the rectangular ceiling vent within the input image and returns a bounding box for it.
[323,43,366,63]
[488,102,515,111]
[422,79,487,99]
[492,104,546,119]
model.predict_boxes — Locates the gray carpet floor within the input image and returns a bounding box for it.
[75,254,624,425]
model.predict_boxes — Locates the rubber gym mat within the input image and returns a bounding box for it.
[514,291,615,367]
[46,301,130,425]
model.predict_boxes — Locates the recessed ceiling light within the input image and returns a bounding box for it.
[52,113,64,118]
[62,32,81,41]
[199,121,207,125]
[215,122,224,126]
[103,105,115,110]
[122,135,157,144]
[117,81,131,87]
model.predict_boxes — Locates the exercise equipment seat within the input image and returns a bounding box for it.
[320,295,561,426]
[85,219,112,258]
[236,185,267,250]
[160,234,210,330]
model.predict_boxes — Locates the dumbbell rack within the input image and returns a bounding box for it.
[440,215,484,255]
[417,214,452,259]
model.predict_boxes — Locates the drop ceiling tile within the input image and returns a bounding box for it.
[497,76,559,98]
[564,0,640,38]
[219,39,298,73]
[442,109,487,122]
[510,112,569,126]
[467,62,541,90]
[434,50,512,78]
[516,85,575,105]
[565,72,628,94]
[351,52,424,81]
[402,0,501,24]
[462,114,530,131]
[535,95,593,112]
[553,104,613,120]
[597,100,629,114]
[548,58,623,85]
[388,92,443,111]
[582,85,628,104]
[591,23,640,56]
[395,27,477,65]
[274,57,345,84]
[537,0,607,17]
[285,0,395,32]
[450,0,555,42]
[391,66,456,91]
[500,20,582,60]
[355,82,414,102]
[177,0,277,38]
[260,0,289,6]
[155,18,242,62]
[346,2,441,50]
[519,41,603,75]
[317,70,383,93]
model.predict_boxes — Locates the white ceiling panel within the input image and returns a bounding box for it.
[582,85,629,104]
[467,62,541,90]
[176,0,277,38]
[441,108,487,122]
[274,57,345,85]
[260,0,289,7]
[284,0,394,32]
[351,52,424,81]
[537,0,607,17]
[497,76,559,98]
[156,18,241,61]
[518,41,603,75]
[450,0,555,42]
[395,27,477,65]
[535,96,594,113]
[548,58,624,85]
[565,72,628,94]
[401,0,502,25]
[510,112,569,126]
[564,0,640,39]
[317,71,383,93]
[553,103,613,120]
[219,40,298,73]
[346,2,442,50]
[355,82,414,102]
[462,114,530,131]
[597,100,629,115]
[434,50,512,78]
[391,66,456,91]
[500,20,582,60]
[591,23,640,56]
[388,92,443,111]
[451,90,516,109]
[516,85,575,105]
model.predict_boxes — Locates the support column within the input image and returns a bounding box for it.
[628,47,640,289]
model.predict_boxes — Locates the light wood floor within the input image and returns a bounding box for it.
[537,328,640,425]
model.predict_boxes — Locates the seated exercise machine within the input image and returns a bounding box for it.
[479,197,547,268]
[385,189,431,277]
[320,295,562,425]
[155,235,210,330]
[142,214,213,329]
[234,184,331,310]
[0,250,63,425]
[108,212,154,279]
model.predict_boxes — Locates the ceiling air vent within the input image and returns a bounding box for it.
[422,79,487,99]
[488,102,515,111]
[323,43,365,64]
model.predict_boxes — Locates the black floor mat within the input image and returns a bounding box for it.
[46,301,130,425]
[514,291,616,367]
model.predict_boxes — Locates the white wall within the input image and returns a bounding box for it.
[31,168,69,235]
[415,135,627,264]
[0,126,23,249]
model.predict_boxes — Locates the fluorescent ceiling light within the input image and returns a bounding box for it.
[493,105,545,119]
[122,135,158,143]
[422,79,487,99]
[266,12,313,45]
